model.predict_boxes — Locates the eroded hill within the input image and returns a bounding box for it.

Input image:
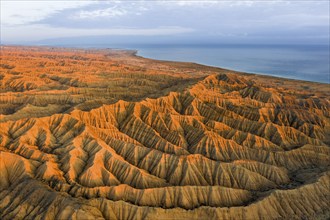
[0,46,329,220]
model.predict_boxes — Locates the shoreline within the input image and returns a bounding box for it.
[1,44,329,85]
[133,47,329,85]
[134,51,328,85]
[134,46,329,84]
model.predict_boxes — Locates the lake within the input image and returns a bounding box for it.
[133,44,329,84]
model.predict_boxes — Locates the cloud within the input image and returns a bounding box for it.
[1,24,194,42]
[156,0,265,8]
[72,6,127,19]
[1,0,328,44]
[269,13,330,27]
[1,0,95,26]
[167,1,221,7]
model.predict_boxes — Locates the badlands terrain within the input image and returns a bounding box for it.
[0,46,329,219]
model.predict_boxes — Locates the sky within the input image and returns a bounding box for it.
[1,0,329,45]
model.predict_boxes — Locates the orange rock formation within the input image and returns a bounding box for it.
[0,46,329,219]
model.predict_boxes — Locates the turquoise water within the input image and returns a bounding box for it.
[133,44,329,84]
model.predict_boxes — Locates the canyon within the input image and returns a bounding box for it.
[0,46,329,219]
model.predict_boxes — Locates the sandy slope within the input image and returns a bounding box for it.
[0,46,329,219]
